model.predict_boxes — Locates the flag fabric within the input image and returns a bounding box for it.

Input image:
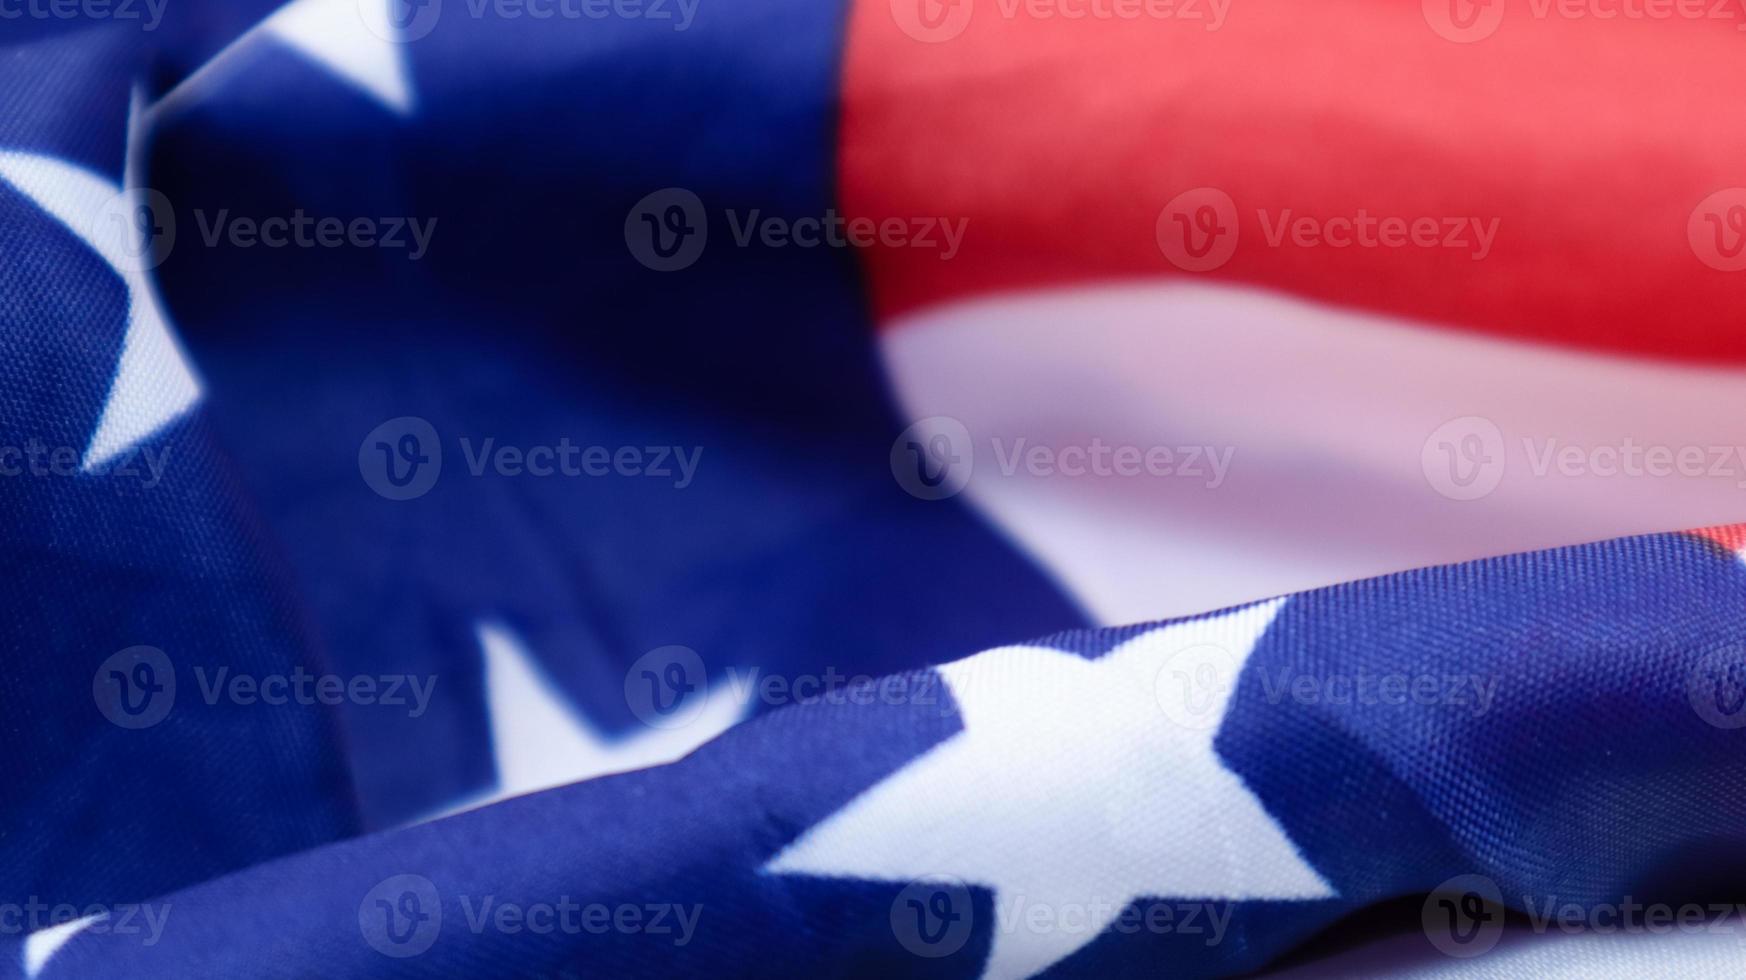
[15,528,1746,978]
[6,2,1746,977]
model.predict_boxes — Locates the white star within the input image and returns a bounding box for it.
[148,0,417,125]
[1,0,422,472]
[0,98,202,470]
[419,621,747,822]
[263,0,417,113]
[22,914,99,978]
[764,598,1334,979]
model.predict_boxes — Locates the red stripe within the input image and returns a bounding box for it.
[1690,524,1746,554]
[841,0,1746,360]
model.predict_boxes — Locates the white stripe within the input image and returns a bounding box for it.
[882,280,1746,624]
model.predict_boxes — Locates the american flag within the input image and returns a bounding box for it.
[6,1,1746,976]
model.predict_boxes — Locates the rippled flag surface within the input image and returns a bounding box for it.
[7,2,1746,978]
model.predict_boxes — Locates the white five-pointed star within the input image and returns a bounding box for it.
[764,597,1334,979]
[0,94,201,471]
[6,7,419,971]
[22,915,100,979]
[149,0,417,125]
[0,0,417,474]
[419,621,748,822]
